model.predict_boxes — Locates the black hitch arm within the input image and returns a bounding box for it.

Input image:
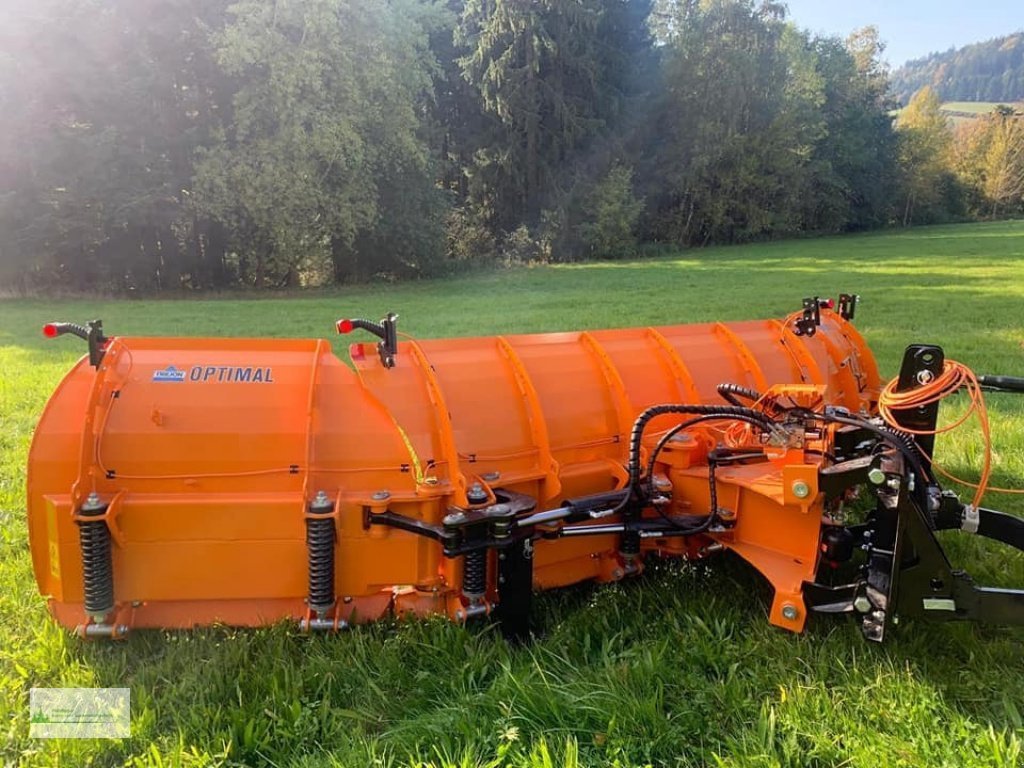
[891,488,1024,626]
[806,471,1024,640]
[933,496,1024,551]
[978,374,1024,393]
[803,340,1024,640]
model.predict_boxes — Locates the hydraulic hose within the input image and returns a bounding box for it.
[717,383,762,407]
[627,404,771,491]
[643,414,771,500]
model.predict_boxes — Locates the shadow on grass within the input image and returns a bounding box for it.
[41,552,1022,767]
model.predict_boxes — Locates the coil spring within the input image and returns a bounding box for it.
[306,517,336,614]
[463,550,487,599]
[79,519,114,616]
[620,529,641,557]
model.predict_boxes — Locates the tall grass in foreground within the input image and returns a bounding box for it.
[1,221,1022,767]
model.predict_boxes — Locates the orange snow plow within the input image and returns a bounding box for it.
[28,297,1024,640]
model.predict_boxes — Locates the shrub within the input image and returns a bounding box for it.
[576,164,644,259]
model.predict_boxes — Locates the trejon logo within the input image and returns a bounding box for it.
[152,366,186,382]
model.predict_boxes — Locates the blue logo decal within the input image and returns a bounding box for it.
[152,365,186,382]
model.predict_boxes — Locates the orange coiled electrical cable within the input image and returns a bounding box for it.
[878,360,1024,506]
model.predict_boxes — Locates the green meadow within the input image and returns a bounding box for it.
[1,220,1023,766]
[941,101,1012,115]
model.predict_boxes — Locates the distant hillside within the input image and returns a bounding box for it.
[891,33,1024,105]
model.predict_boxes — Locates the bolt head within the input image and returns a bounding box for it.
[853,595,872,613]
[867,468,886,485]
[310,490,334,512]
[781,604,799,621]
[791,480,811,499]
[371,490,391,501]
[81,493,106,513]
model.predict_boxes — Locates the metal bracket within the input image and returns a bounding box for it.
[42,319,108,368]
[837,293,858,321]
[818,455,873,501]
[337,312,399,368]
[495,537,534,641]
[87,321,108,368]
[890,344,945,467]
[440,490,536,556]
[793,297,822,337]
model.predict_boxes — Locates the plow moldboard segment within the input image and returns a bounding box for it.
[28,312,880,634]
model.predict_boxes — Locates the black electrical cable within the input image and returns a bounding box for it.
[707,451,768,464]
[637,404,934,537]
[792,408,933,507]
[641,414,772,533]
[706,459,719,531]
[586,405,774,522]
[627,404,771,491]
[643,414,771,500]
[817,412,928,479]
[880,424,934,482]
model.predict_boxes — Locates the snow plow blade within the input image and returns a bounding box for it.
[28,299,1024,640]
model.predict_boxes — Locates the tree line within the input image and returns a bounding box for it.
[894,83,1024,227]
[891,33,1024,105]
[0,0,1021,293]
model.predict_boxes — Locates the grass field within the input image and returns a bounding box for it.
[890,102,1016,125]
[937,101,1022,127]
[941,102,1008,114]
[2,220,1024,767]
